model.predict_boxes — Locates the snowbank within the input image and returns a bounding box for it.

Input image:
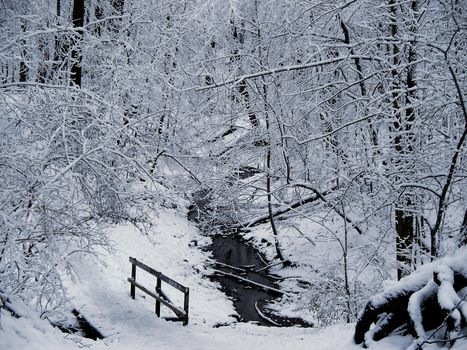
[4,207,463,350]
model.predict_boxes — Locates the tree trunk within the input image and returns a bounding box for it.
[389,0,419,280]
[396,202,415,280]
[19,21,28,82]
[71,0,85,87]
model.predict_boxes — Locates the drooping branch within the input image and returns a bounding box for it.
[232,186,337,229]
[294,183,363,235]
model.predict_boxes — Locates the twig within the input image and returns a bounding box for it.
[212,261,246,273]
[425,334,467,344]
[256,252,268,266]
[291,225,315,246]
[255,260,290,273]
[254,301,281,326]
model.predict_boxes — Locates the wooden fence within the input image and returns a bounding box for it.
[128,257,189,325]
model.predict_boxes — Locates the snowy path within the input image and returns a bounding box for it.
[92,319,363,350]
[2,297,405,350]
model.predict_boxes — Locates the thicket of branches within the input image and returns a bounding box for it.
[177,0,466,324]
[1,0,465,326]
[0,0,184,315]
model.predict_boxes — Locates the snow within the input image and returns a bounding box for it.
[1,208,466,350]
[361,246,467,348]
[237,206,394,326]
[369,246,467,309]
[0,304,403,350]
[62,207,237,328]
[407,280,437,338]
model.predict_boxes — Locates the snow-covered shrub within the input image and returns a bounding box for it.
[0,86,160,317]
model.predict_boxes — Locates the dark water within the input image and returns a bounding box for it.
[54,309,104,340]
[72,309,104,340]
[209,236,280,325]
[187,189,212,223]
[208,236,313,327]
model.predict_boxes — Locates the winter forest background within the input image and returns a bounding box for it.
[0,0,466,348]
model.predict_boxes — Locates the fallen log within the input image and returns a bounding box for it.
[241,264,255,270]
[232,187,336,229]
[212,261,246,273]
[211,268,288,295]
[354,247,467,349]
[255,260,290,273]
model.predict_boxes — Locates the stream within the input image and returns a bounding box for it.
[188,190,313,327]
[209,235,280,325]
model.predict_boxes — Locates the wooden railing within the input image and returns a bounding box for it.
[128,257,189,326]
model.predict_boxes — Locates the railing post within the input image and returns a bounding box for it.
[155,277,161,317]
[183,288,189,326]
[130,262,136,299]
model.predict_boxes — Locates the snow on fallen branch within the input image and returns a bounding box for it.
[354,246,467,349]
[211,268,290,295]
[409,295,467,350]
[254,301,281,326]
[211,261,246,273]
[255,260,290,273]
[232,185,337,229]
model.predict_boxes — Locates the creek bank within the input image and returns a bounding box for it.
[53,309,104,340]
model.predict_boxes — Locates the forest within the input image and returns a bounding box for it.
[0,1,466,349]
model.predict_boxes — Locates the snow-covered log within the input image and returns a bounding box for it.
[354,247,467,348]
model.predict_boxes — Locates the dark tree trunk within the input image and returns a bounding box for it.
[110,0,124,32]
[19,21,28,82]
[19,60,28,83]
[36,36,49,83]
[458,210,467,246]
[230,17,260,128]
[340,18,378,149]
[388,0,418,280]
[395,203,415,280]
[52,0,63,79]
[71,0,85,87]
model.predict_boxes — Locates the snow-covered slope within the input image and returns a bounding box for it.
[1,208,465,350]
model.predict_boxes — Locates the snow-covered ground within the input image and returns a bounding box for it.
[1,207,465,350]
